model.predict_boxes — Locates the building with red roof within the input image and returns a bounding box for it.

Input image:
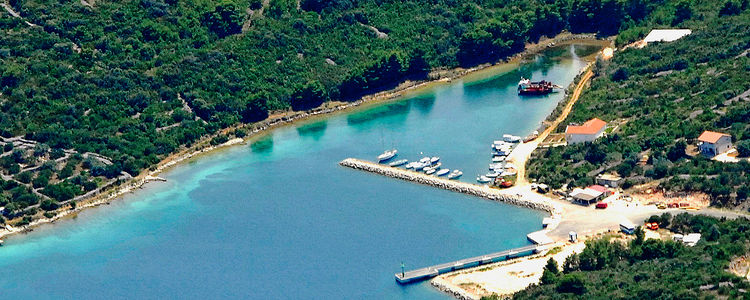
[565,118,607,144]
[697,130,732,157]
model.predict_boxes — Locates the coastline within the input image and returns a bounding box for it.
[0,32,607,242]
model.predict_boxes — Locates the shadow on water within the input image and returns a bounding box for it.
[411,94,436,115]
[296,120,328,140]
[346,100,411,129]
[251,135,274,154]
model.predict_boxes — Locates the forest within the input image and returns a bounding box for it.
[0,0,676,221]
[510,213,750,299]
[527,1,750,208]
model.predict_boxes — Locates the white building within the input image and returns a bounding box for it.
[643,29,692,44]
[697,131,732,157]
[565,118,607,144]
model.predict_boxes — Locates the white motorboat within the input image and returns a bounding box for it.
[492,156,506,162]
[378,149,398,162]
[419,157,431,164]
[430,157,440,164]
[414,162,428,171]
[489,163,506,170]
[425,168,437,175]
[431,162,442,169]
[405,162,416,169]
[389,159,408,167]
[448,170,463,179]
[436,169,450,176]
[476,175,492,183]
[485,171,501,177]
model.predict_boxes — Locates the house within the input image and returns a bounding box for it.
[565,118,607,144]
[643,29,692,44]
[596,173,623,187]
[569,186,607,205]
[588,185,613,197]
[697,131,732,157]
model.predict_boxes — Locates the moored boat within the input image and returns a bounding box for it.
[517,77,560,95]
[436,169,450,176]
[425,168,437,175]
[389,159,408,167]
[378,149,398,162]
[430,157,440,164]
[448,170,463,179]
[476,175,492,183]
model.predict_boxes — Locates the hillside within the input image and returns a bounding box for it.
[527,0,750,208]
[0,0,679,222]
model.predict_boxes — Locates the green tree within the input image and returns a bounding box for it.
[556,273,586,294]
[203,0,244,38]
[673,0,693,25]
[737,140,750,157]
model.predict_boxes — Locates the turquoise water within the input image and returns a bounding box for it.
[0,45,596,299]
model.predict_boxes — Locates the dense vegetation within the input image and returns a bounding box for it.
[0,0,678,221]
[528,2,750,207]
[511,213,750,299]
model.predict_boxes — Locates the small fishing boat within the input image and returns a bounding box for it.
[430,157,440,164]
[485,171,501,178]
[389,159,408,167]
[489,162,507,169]
[425,168,437,175]
[436,169,450,176]
[448,170,463,179]
[378,149,398,162]
[414,162,428,171]
[476,175,492,183]
[419,157,431,164]
[405,162,416,169]
[492,156,506,162]
[431,162,442,169]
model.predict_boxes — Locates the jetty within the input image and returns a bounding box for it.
[339,158,555,213]
[395,244,541,284]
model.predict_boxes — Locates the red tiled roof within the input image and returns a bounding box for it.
[565,118,607,135]
[588,185,610,193]
[697,131,730,144]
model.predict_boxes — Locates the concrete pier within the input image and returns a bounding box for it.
[339,158,555,213]
[395,245,540,284]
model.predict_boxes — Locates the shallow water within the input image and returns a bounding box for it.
[0,45,597,299]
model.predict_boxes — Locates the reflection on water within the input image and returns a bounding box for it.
[412,94,436,115]
[296,120,328,140]
[251,135,274,153]
[346,100,411,128]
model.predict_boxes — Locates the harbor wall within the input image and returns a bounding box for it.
[339,158,554,214]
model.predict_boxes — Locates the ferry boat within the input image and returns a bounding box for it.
[389,159,408,167]
[378,149,398,162]
[517,77,560,95]
[436,169,450,176]
[448,170,463,179]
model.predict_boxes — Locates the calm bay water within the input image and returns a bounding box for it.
[0,45,598,299]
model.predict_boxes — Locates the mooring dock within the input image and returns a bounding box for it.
[339,158,556,213]
[395,244,540,284]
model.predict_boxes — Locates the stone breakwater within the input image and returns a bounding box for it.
[339,158,555,214]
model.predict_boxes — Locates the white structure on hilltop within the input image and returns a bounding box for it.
[643,29,692,44]
[565,118,607,144]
